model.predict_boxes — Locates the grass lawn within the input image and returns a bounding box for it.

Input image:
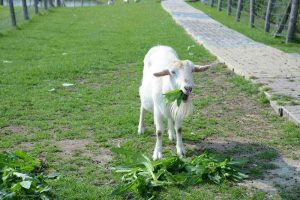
[187,1,300,54]
[0,0,300,199]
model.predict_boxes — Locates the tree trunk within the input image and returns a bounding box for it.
[227,0,232,15]
[22,0,29,20]
[236,0,243,22]
[264,0,275,32]
[34,0,39,13]
[217,0,222,11]
[8,0,17,26]
[286,0,299,42]
[250,0,255,27]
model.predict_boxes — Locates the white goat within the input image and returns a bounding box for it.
[138,45,216,160]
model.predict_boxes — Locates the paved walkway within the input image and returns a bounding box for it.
[162,0,300,126]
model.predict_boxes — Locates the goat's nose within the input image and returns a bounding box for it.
[184,86,192,93]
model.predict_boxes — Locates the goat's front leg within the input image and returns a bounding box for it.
[175,121,185,156]
[153,107,164,160]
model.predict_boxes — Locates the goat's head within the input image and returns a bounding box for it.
[153,60,208,102]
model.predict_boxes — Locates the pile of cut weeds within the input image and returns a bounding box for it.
[112,148,248,199]
[0,150,60,200]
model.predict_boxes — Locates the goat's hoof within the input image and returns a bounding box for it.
[138,127,144,134]
[176,146,185,157]
[153,150,162,160]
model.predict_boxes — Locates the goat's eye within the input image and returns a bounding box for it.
[171,71,176,75]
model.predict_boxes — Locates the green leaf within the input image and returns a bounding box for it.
[13,172,31,180]
[15,150,40,165]
[41,194,50,200]
[163,89,185,106]
[46,172,61,179]
[20,181,32,189]
[11,183,22,193]
[40,186,51,193]
[112,179,138,195]
[14,150,28,159]
[1,192,16,199]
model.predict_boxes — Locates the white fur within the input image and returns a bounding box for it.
[138,45,200,160]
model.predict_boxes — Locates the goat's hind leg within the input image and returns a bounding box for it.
[167,118,176,141]
[138,105,145,134]
[153,108,164,160]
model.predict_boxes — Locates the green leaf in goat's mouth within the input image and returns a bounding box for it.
[163,89,187,106]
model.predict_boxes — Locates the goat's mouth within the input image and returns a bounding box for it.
[182,93,189,102]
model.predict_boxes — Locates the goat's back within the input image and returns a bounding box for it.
[143,46,178,72]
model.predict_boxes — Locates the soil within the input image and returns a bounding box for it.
[54,139,113,164]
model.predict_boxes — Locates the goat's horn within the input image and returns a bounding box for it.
[153,70,170,77]
[193,61,224,72]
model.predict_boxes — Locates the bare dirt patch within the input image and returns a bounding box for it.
[240,157,300,197]
[89,83,101,90]
[54,139,113,164]
[77,78,101,90]
[83,148,112,164]
[15,141,36,152]
[0,125,28,135]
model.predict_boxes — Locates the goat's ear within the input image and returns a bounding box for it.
[192,65,210,73]
[153,70,170,77]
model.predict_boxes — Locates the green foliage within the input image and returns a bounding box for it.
[112,148,248,199]
[187,153,248,185]
[0,151,60,200]
[163,89,185,106]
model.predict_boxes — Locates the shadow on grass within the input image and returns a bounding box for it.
[185,138,300,200]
